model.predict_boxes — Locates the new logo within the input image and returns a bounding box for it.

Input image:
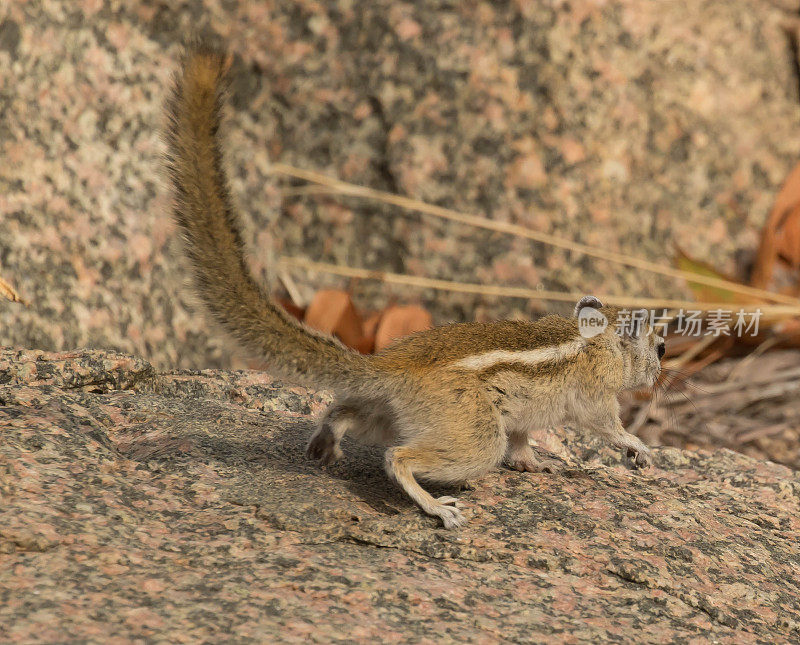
[578,307,608,338]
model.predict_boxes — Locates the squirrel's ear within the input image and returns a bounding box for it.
[573,295,603,317]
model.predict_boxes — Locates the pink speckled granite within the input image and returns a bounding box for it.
[1,2,799,370]
[2,348,800,642]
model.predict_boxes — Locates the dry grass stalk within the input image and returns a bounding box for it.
[724,337,780,382]
[279,256,800,315]
[664,335,719,371]
[661,366,800,404]
[0,275,27,305]
[271,163,800,306]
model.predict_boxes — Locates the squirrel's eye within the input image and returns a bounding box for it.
[657,342,665,359]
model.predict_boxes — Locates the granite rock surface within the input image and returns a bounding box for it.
[3,347,800,642]
[2,1,800,369]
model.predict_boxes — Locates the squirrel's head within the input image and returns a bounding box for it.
[574,296,665,390]
[616,311,665,389]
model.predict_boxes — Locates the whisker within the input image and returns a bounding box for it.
[660,368,709,394]
[665,385,710,434]
[649,383,678,439]
[663,386,687,438]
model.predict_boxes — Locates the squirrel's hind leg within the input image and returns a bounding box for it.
[384,393,507,528]
[384,446,466,529]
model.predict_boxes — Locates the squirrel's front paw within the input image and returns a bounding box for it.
[505,446,563,474]
[507,456,563,473]
[625,446,652,470]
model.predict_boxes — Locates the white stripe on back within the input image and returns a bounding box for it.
[452,338,586,371]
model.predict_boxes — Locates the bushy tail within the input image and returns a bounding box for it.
[165,45,370,390]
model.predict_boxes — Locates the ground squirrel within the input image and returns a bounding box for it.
[165,45,665,528]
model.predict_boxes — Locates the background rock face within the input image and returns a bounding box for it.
[1,1,799,369]
[3,348,800,641]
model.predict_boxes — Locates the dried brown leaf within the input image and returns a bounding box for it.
[776,203,800,268]
[276,297,305,321]
[752,160,800,288]
[674,246,757,305]
[303,289,364,350]
[374,305,432,352]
